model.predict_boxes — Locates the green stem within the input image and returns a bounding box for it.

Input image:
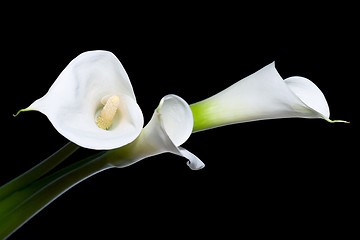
[190,101,220,132]
[0,151,112,239]
[0,142,80,201]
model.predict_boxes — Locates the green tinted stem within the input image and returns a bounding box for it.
[190,100,221,132]
[0,151,111,239]
[0,142,80,201]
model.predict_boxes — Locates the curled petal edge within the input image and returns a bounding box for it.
[106,94,205,170]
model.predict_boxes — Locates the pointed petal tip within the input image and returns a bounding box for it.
[13,108,34,117]
[187,161,205,170]
[324,118,350,124]
[179,148,205,170]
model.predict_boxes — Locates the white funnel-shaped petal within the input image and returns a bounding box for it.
[190,62,347,132]
[107,94,205,170]
[16,51,144,150]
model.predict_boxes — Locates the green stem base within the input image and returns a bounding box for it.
[0,151,111,239]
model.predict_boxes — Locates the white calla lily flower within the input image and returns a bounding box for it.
[190,62,348,131]
[16,51,144,150]
[105,94,205,170]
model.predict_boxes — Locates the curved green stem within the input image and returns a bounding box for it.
[0,151,112,239]
[0,142,80,201]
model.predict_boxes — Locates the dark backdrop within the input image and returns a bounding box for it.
[2,3,356,239]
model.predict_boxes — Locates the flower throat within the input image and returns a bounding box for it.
[96,95,120,130]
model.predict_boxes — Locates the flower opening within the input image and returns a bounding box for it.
[96,95,121,130]
[16,51,144,150]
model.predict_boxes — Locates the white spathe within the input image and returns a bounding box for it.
[191,62,347,131]
[106,94,205,170]
[19,51,144,150]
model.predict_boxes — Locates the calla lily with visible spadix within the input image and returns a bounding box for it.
[190,62,348,132]
[106,94,205,170]
[16,51,144,150]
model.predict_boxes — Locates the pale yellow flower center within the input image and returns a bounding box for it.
[96,95,120,130]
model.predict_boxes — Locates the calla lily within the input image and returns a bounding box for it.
[106,94,205,170]
[1,58,349,238]
[190,62,348,132]
[16,50,144,150]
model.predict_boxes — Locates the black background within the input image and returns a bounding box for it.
[1,3,357,239]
